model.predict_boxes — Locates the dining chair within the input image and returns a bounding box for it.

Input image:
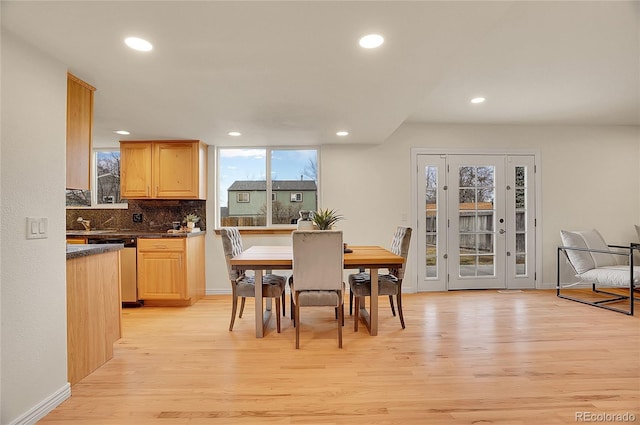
[291,230,345,348]
[220,227,287,332]
[349,226,412,331]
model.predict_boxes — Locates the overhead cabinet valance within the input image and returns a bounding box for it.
[120,140,207,200]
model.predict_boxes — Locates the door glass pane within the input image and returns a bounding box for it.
[478,255,495,276]
[516,254,527,275]
[459,166,476,186]
[459,212,475,232]
[425,166,439,279]
[516,233,526,253]
[457,165,496,278]
[514,166,528,276]
[479,234,495,254]
[459,255,476,276]
[459,188,475,204]
[477,166,495,189]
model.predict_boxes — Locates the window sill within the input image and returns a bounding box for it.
[214,227,296,235]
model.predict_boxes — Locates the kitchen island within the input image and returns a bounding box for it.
[66,243,123,385]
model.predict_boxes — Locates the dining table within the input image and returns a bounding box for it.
[229,245,405,338]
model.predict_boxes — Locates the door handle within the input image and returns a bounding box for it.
[499,229,506,234]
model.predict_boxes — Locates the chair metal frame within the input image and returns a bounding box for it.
[557,243,639,316]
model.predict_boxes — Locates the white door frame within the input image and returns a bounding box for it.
[409,147,543,292]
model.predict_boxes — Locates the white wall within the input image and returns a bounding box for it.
[205,123,640,293]
[1,33,69,424]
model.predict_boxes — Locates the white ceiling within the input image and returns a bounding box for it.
[2,1,639,147]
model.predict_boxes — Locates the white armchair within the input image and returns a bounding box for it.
[557,229,638,315]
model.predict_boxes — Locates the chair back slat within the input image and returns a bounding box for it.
[292,230,343,291]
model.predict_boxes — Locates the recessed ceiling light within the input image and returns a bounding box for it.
[114,130,130,135]
[359,34,384,49]
[471,97,486,104]
[336,131,349,137]
[125,37,153,52]
[228,131,241,137]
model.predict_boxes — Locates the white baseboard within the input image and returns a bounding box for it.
[8,383,71,425]
[205,288,231,295]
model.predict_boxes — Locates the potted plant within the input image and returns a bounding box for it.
[184,213,200,229]
[311,208,344,230]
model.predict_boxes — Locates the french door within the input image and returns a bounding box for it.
[416,154,536,291]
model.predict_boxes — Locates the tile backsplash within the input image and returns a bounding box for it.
[66,199,206,231]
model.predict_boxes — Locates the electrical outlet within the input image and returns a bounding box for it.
[132,213,143,223]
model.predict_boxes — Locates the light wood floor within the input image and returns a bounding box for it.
[41,290,639,424]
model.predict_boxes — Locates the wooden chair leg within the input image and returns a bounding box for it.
[239,297,246,318]
[349,290,353,316]
[389,295,396,316]
[229,294,238,331]
[354,295,359,332]
[295,293,301,349]
[275,297,281,333]
[338,301,343,348]
[397,293,405,329]
[290,294,295,322]
[282,292,286,317]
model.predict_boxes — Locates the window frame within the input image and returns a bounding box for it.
[290,192,303,202]
[216,146,320,228]
[66,148,128,210]
[237,192,250,203]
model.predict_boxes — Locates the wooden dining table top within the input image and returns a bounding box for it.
[230,245,404,270]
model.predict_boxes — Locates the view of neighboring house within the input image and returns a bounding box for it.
[224,180,318,225]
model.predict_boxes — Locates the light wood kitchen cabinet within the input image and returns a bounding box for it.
[66,73,95,189]
[120,142,153,198]
[66,249,121,385]
[137,235,205,306]
[120,140,207,199]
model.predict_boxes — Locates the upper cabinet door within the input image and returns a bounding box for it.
[121,142,153,198]
[154,142,200,199]
[120,140,207,200]
[66,74,95,190]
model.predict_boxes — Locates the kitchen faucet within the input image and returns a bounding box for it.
[77,217,91,231]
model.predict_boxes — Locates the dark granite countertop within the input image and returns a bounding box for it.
[66,243,124,260]
[66,230,206,239]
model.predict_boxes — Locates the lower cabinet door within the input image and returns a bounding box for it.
[137,251,186,300]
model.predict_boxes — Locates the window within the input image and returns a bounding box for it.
[218,148,318,227]
[66,149,127,208]
[237,192,250,203]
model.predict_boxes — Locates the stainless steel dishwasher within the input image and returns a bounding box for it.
[89,237,141,307]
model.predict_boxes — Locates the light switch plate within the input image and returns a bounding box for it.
[26,217,48,239]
